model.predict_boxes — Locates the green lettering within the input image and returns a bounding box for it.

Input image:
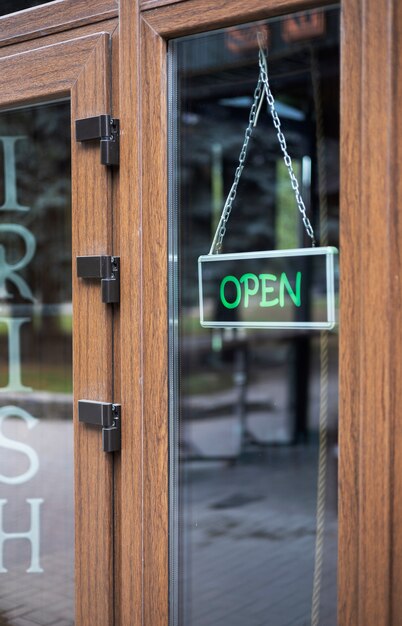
[259,274,279,307]
[279,272,301,307]
[239,273,259,308]
[220,275,241,309]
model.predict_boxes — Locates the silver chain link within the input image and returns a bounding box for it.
[258,49,316,246]
[209,75,263,254]
[210,47,316,254]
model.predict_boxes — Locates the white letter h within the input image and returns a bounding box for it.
[0,498,43,573]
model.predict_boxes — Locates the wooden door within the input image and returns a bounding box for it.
[0,13,118,626]
[1,1,399,624]
[116,0,402,625]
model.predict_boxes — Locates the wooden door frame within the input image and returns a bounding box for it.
[0,0,399,623]
[117,0,402,624]
[0,0,118,47]
[0,20,118,626]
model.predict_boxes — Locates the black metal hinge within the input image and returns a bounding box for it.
[78,400,121,452]
[75,114,119,166]
[77,255,120,304]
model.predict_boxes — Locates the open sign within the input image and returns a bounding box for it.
[198,247,338,330]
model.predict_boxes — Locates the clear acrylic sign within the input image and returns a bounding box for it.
[198,247,338,329]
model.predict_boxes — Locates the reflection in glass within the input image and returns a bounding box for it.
[169,8,339,625]
[0,103,73,625]
[0,1,54,18]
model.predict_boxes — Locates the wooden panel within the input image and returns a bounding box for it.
[340,0,402,624]
[390,0,402,621]
[140,0,188,11]
[71,32,115,626]
[140,18,169,626]
[115,0,169,621]
[110,20,122,626]
[0,18,118,59]
[0,0,118,48]
[338,1,361,623]
[142,0,334,38]
[0,34,108,108]
[0,30,116,626]
[357,0,393,623]
[115,1,143,625]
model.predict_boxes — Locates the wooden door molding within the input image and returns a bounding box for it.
[0,0,118,49]
[141,0,334,37]
[0,29,117,626]
[140,0,187,11]
[339,0,402,624]
[0,18,118,59]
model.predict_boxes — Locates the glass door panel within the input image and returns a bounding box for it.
[0,2,54,17]
[169,7,339,625]
[0,102,73,625]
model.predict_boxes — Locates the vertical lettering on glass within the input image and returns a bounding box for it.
[0,135,42,573]
[0,137,30,212]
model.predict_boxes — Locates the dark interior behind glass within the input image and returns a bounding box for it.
[169,7,339,626]
[0,1,54,17]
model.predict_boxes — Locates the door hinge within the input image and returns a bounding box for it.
[78,400,121,452]
[77,255,120,304]
[75,114,119,166]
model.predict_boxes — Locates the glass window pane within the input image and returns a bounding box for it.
[169,7,340,625]
[0,101,73,625]
[0,1,54,17]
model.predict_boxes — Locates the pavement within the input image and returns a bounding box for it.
[0,340,338,625]
[178,446,338,626]
[0,418,74,626]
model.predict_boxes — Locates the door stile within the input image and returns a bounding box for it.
[140,0,335,37]
[109,20,125,626]
[338,0,361,623]
[390,1,402,621]
[358,0,394,616]
[339,0,398,623]
[71,32,116,626]
[115,1,146,624]
[0,0,118,49]
[141,16,169,626]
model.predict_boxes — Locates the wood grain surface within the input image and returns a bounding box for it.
[140,0,187,10]
[0,33,108,108]
[0,28,117,626]
[142,0,334,37]
[71,31,116,626]
[115,0,170,622]
[340,0,402,623]
[110,18,122,626]
[356,0,393,623]
[390,1,402,622]
[139,0,402,623]
[0,18,118,59]
[140,18,169,626]
[338,1,361,624]
[0,0,118,48]
[114,1,144,624]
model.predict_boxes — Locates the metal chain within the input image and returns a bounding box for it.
[258,48,316,245]
[209,47,316,254]
[209,75,263,254]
